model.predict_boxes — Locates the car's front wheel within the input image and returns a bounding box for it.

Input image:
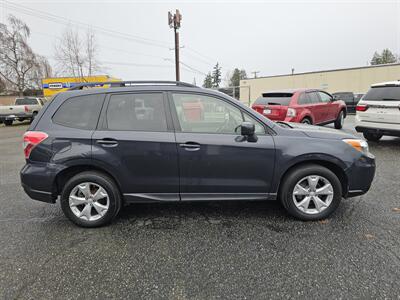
[280,164,342,221]
[363,131,382,142]
[4,120,13,126]
[334,110,344,129]
[60,171,122,227]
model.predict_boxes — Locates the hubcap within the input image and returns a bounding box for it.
[69,182,109,221]
[340,112,344,126]
[292,175,334,215]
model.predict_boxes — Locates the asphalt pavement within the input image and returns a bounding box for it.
[0,116,399,299]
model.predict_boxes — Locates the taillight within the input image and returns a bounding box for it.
[23,131,48,159]
[356,104,369,112]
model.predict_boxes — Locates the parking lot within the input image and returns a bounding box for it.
[0,115,399,299]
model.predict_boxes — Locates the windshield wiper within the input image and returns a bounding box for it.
[276,121,293,128]
[382,98,400,101]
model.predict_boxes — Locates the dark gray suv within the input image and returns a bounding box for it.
[20,81,375,227]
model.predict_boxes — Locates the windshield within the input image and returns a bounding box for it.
[15,98,37,105]
[254,93,293,106]
[363,86,400,101]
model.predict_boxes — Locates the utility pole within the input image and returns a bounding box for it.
[251,71,260,79]
[168,9,182,81]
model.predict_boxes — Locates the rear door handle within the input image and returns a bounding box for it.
[96,138,118,147]
[179,142,200,151]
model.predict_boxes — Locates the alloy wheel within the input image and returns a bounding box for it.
[69,182,110,221]
[292,175,334,215]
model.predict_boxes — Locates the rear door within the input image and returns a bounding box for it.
[359,86,400,125]
[307,91,325,124]
[92,92,180,202]
[170,92,275,200]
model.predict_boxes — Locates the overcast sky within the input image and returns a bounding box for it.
[1,0,399,85]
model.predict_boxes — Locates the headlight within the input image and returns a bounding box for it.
[343,139,369,154]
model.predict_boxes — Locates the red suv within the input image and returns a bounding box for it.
[252,89,347,129]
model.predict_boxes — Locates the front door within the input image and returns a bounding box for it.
[169,92,276,201]
[92,92,179,202]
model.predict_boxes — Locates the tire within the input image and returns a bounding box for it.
[280,164,342,221]
[334,110,344,129]
[4,120,13,126]
[30,112,38,123]
[363,132,383,142]
[60,171,122,227]
[301,118,312,125]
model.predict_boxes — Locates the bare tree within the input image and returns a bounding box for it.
[0,15,41,96]
[54,28,100,79]
[31,55,53,89]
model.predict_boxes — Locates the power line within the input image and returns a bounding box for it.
[2,0,170,48]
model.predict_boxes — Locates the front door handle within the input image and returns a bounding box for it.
[96,138,118,147]
[179,142,200,151]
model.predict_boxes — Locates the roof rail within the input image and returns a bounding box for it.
[68,80,198,90]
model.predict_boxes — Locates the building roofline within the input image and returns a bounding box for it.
[241,63,400,81]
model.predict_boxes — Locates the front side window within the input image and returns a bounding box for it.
[106,93,167,131]
[318,92,333,103]
[172,93,265,134]
[52,94,104,130]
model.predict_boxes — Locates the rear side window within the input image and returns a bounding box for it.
[363,86,400,101]
[52,94,104,130]
[15,98,37,105]
[298,93,311,105]
[106,93,167,131]
[307,92,320,104]
[255,93,293,106]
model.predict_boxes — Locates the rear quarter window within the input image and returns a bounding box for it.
[363,86,400,101]
[52,94,104,130]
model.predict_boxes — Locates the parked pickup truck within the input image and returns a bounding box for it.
[0,97,44,126]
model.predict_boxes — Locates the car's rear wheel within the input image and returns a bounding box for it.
[301,118,312,125]
[363,132,383,142]
[60,171,121,227]
[4,120,13,126]
[280,164,342,221]
[334,110,344,129]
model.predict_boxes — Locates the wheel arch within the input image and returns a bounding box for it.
[54,164,123,199]
[276,159,348,198]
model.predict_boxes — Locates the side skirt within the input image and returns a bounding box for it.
[123,193,277,203]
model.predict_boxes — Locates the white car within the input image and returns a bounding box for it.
[0,97,44,126]
[355,81,400,141]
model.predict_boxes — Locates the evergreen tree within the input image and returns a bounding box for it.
[212,63,222,88]
[202,72,213,88]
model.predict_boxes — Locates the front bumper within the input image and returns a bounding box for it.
[345,153,376,198]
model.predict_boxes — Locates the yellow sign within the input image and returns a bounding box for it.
[42,75,120,97]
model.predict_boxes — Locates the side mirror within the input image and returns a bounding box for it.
[241,121,255,136]
[239,121,258,142]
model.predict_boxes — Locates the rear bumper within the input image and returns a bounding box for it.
[345,154,376,198]
[20,163,58,203]
[355,115,400,137]
[0,113,32,121]
[355,126,400,137]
